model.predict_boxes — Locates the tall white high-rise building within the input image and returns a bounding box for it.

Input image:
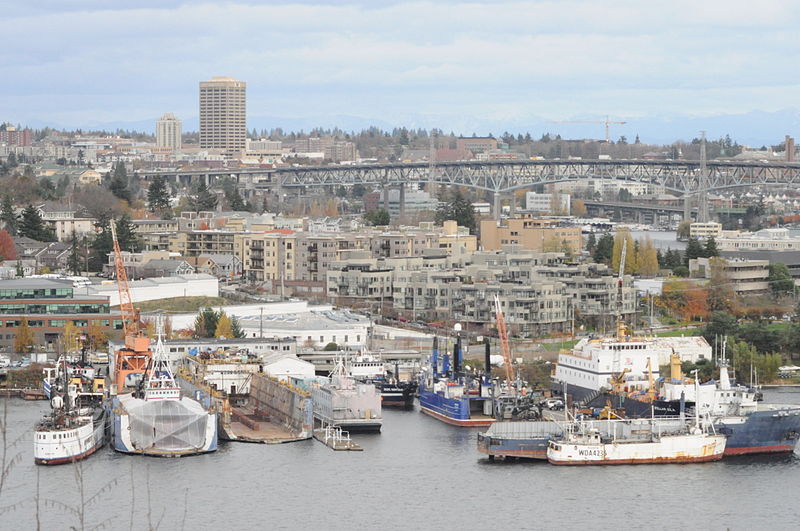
[156,113,182,152]
[199,76,246,154]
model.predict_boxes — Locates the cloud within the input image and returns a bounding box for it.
[1,0,799,134]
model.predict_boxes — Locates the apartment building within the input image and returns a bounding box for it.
[480,216,583,254]
[241,231,296,282]
[156,113,182,152]
[689,222,723,239]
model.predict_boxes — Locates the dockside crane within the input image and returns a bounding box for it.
[110,220,151,392]
[493,295,515,388]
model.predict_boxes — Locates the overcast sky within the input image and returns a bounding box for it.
[2,0,799,139]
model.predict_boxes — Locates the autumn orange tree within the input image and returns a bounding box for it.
[13,317,35,355]
[0,229,17,261]
[658,279,709,322]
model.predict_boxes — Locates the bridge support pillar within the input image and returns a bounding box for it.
[399,185,406,219]
[510,193,516,217]
[493,191,502,220]
[382,184,390,212]
[683,194,692,222]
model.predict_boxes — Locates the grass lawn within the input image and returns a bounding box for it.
[123,296,231,313]
[540,339,579,352]
[652,328,701,337]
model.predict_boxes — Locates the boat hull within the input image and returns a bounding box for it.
[418,388,494,427]
[421,406,494,427]
[34,410,106,466]
[547,434,727,465]
[718,408,800,455]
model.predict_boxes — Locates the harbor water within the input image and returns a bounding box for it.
[2,388,800,530]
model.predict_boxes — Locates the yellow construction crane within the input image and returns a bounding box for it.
[546,115,627,143]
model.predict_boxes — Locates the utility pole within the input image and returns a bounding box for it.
[259,306,263,338]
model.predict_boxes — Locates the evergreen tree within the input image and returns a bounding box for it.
[0,195,17,236]
[768,262,794,297]
[88,214,113,272]
[194,307,221,338]
[18,204,55,242]
[683,237,705,266]
[230,316,245,339]
[109,162,131,202]
[147,176,171,214]
[586,232,597,253]
[704,237,719,258]
[434,188,476,233]
[114,214,141,252]
[364,208,390,226]
[190,181,218,212]
[592,234,614,264]
[67,232,82,275]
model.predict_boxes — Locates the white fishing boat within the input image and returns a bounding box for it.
[34,358,106,465]
[546,423,726,465]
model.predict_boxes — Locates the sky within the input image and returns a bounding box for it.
[2,0,800,143]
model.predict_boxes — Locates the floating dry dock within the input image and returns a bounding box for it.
[178,358,313,444]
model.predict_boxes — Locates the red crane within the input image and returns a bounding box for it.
[110,220,151,392]
[493,295,515,386]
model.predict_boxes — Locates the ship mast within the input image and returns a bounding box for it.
[110,219,151,392]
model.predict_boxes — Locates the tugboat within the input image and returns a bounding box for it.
[34,357,106,465]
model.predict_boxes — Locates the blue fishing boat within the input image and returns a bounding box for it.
[418,336,496,427]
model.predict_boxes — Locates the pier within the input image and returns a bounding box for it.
[313,425,363,451]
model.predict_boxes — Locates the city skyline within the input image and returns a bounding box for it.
[2,1,800,144]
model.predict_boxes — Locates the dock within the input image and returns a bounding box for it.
[313,425,363,451]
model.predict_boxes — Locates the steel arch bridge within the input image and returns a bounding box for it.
[136,159,800,196]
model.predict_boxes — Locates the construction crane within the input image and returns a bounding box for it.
[110,220,151,392]
[546,115,627,143]
[611,237,627,384]
[493,295,515,387]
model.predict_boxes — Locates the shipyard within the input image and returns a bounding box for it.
[5,1,800,530]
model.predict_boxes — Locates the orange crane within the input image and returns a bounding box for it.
[110,219,151,392]
[546,115,627,143]
[493,295,515,386]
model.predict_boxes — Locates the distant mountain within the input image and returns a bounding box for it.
[18,109,800,147]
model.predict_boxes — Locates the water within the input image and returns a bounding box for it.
[629,230,685,250]
[3,389,800,530]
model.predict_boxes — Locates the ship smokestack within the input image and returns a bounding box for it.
[484,339,491,375]
[454,335,462,374]
[431,336,439,377]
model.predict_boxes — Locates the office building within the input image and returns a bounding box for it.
[199,77,246,154]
